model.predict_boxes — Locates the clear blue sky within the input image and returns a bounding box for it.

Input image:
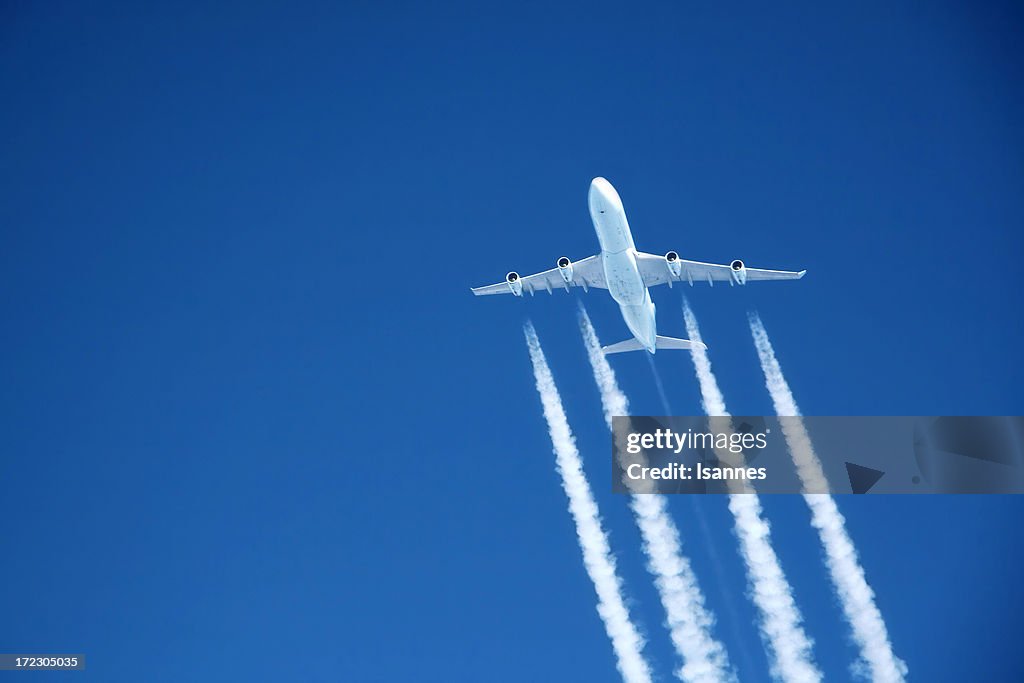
[2,1,1022,681]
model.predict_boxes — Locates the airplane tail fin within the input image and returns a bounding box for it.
[602,335,706,355]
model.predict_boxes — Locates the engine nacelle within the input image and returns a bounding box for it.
[506,271,523,296]
[730,259,747,285]
[665,251,682,278]
[556,256,573,283]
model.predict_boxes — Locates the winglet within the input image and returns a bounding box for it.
[797,270,807,278]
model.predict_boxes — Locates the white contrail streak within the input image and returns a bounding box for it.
[682,299,821,683]
[748,312,907,683]
[523,322,653,683]
[578,306,734,683]
[646,353,674,414]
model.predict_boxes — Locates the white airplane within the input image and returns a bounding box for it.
[472,177,806,354]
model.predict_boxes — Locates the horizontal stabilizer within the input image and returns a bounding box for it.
[602,338,646,355]
[602,335,707,355]
[655,335,705,351]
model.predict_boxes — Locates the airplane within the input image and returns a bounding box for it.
[471,177,806,354]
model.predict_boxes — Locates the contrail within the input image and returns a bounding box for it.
[683,299,821,683]
[748,312,907,683]
[646,354,674,414]
[523,322,653,683]
[578,306,734,683]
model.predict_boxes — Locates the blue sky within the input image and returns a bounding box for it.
[2,1,1023,680]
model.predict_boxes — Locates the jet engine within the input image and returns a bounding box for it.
[665,251,682,278]
[556,256,574,284]
[729,259,747,285]
[506,271,523,296]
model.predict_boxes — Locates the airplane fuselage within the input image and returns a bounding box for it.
[588,177,658,353]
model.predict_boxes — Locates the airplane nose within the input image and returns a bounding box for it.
[589,177,622,212]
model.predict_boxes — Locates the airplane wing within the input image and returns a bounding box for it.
[634,251,806,287]
[471,255,607,296]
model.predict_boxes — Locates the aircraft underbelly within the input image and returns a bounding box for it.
[593,209,645,306]
[602,251,646,306]
[620,299,654,346]
[588,181,656,350]
[591,201,635,254]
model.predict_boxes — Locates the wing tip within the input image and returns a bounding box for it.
[797,269,807,279]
